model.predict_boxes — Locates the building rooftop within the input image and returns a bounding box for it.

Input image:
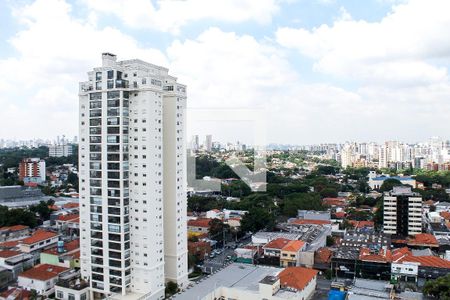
[400,255,450,269]
[20,230,58,245]
[0,225,29,232]
[279,267,318,291]
[290,219,331,225]
[19,264,68,281]
[174,263,282,300]
[263,238,291,250]
[0,250,22,258]
[187,218,212,228]
[42,239,80,255]
[282,240,305,252]
[407,233,439,247]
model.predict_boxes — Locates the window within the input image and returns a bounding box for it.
[107,70,114,79]
[68,294,75,300]
[96,81,102,90]
[96,72,102,81]
[56,291,64,299]
[80,294,87,300]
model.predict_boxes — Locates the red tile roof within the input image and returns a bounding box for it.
[42,239,80,255]
[19,264,68,281]
[57,213,79,222]
[0,288,32,300]
[400,256,450,269]
[282,240,305,252]
[0,250,22,258]
[348,220,375,229]
[315,247,332,264]
[0,225,29,232]
[322,198,347,207]
[279,267,319,291]
[187,218,212,228]
[333,212,346,219]
[408,233,439,247]
[0,240,20,249]
[359,248,392,263]
[62,202,79,209]
[20,230,58,245]
[392,247,412,262]
[440,211,450,220]
[290,219,331,225]
[263,238,291,250]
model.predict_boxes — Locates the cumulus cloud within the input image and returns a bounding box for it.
[276,0,450,86]
[83,0,281,34]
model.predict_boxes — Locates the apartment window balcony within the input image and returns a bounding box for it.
[115,79,128,88]
[107,154,120,161]
[108,224,121,233]
[107,117,120,126]
[90,188,102,196]
[90,153,102,161]
[90,214,102,222]
[90,197,102,205]
[92,267,103,274]
[107,145,120,153]
[109,234,121,242]
[90,162,101,170]
[90,92,102,100]
[107,135,120,144]
[89,179,101,187]
[90,206,102,215]
[91,240,103,248]
[110,277,122,286]
[108,190,120,198]
[90,101,102,109]
[108,199,120,206]
[91,249,103,256]
[92,274,104,282]
[91,257,103,265]
[108,108,120,117]
[109,260,122,268]
[108,172,120,179]
[108,163,120,170]
[90,171,102,178]
[91,223,103,231]
[89,119,101,127]
[109,251,121,260]
[90,110,102,117]
[108,100,120,107]
[109,242,121,251]
[108,216,120,224]
[109,270,121,277]
[92,281,104,290]
[90,145,101,152]
[91,232,103,239]
[110,286,122,294]
[107,127,120,134]
[108,180,120,188]
[90,136,102,143]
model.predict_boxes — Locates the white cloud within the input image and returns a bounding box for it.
[0,0,166,140]
[83,0,281,34]
[276,0,450,86]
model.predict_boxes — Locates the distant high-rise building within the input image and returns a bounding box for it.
[48,144,73,157]
[19,158,46,186]
[190,135,199,150]
[205,134,212,151]
[79,53,188,299]
[383,186,422,236]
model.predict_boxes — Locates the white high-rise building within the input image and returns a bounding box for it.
[204,134,212,151]
[78,53,188,300]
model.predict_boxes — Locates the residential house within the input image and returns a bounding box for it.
[40,239,80,268]
[280,240,306,267]
[0,250,34,278]
[0,225,30,242]
[18,264,69,296]
[18,230,59,254]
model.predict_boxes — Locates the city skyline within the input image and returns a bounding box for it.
[1,0,450,143]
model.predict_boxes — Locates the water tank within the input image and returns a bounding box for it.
[57,240,64,253]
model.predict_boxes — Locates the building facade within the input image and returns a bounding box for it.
[18,158,46,185]
[383,187,422,236]
[49,144,74,157]
[79,53,187,299]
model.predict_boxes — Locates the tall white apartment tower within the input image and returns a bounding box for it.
[79,53,188,300]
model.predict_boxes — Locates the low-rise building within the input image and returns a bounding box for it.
[280,240,306,267]
[40,239,80,268]
[187,218,212,235]
[18,264,69,296]
[55,271,89,300]
[18,230,59,254]
[0,250,34,278]
[0,225,30,242]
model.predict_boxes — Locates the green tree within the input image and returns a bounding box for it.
[165,281,179,297]
[326,236,335,247]
[380,178,402,192]
[282,193,323,217]
[320,187,338,198]
[423,274,450,299]
[241,208,275,233]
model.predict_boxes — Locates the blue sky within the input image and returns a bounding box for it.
[0,0,449,144]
